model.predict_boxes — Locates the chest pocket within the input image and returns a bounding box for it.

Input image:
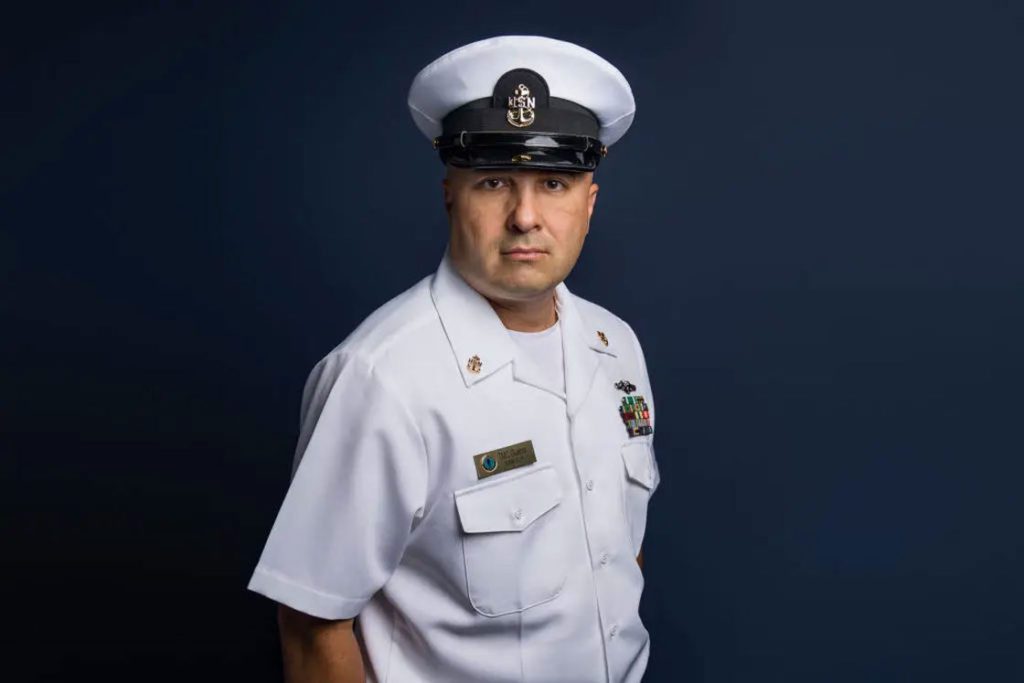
[454,463,570,617]
[621,441,656,557]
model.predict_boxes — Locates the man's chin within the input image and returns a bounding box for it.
[493,276,561,301]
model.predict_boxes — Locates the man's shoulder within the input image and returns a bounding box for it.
[322,273,441,370]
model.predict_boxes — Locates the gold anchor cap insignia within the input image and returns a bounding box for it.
[507,84,536,128]
[467,355,483,374]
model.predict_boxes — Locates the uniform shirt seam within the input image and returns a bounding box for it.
[331,305,438,370]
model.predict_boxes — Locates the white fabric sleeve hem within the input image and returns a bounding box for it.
[248,566,368,620]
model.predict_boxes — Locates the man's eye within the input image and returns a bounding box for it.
[544,178,567,190]
[481,178,506,189]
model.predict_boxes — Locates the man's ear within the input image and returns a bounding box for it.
[587,180,599,220]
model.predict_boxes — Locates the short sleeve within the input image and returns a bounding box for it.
[626,321,661,495]
[247,351,428,619]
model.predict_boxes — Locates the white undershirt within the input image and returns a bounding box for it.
[507,319,566,396]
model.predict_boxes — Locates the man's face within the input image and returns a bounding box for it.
[443,166,599,304]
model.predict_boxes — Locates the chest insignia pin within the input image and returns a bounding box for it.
[467,355,483,374]
[615,379,652,437]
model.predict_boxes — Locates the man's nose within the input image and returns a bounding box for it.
[508,186,541,233]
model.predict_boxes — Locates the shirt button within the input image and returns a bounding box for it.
[512,508,523,522]
[600,552,610,566]
[609,624,619,638]
[585,479,595,491]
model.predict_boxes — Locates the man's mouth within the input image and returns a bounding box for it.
[501,247,548,261]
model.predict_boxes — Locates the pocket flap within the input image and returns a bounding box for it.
[621,442,655,490]
[455,464,562,533]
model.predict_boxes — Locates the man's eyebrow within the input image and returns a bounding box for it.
[540,171,580,182]
[466,170,581,183]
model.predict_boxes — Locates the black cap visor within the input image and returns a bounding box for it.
[436,132,605,171]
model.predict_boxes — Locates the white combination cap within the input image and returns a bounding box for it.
[407,35,636,171]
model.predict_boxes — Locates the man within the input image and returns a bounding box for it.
[249,35,661,682]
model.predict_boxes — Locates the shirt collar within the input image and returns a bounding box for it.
[431,249,517,386]
[430,249,617,396]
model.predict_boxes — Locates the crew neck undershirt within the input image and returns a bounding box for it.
[507,320,565,396]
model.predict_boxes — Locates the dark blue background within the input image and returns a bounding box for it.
[5,1,1023,681]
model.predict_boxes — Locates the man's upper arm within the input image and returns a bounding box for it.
[248,351,428,619]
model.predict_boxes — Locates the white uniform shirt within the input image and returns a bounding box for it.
[249,251,661,682]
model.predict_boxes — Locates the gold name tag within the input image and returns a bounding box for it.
[473,440,537,480]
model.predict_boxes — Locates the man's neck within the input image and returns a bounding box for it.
[487,292,558,332]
